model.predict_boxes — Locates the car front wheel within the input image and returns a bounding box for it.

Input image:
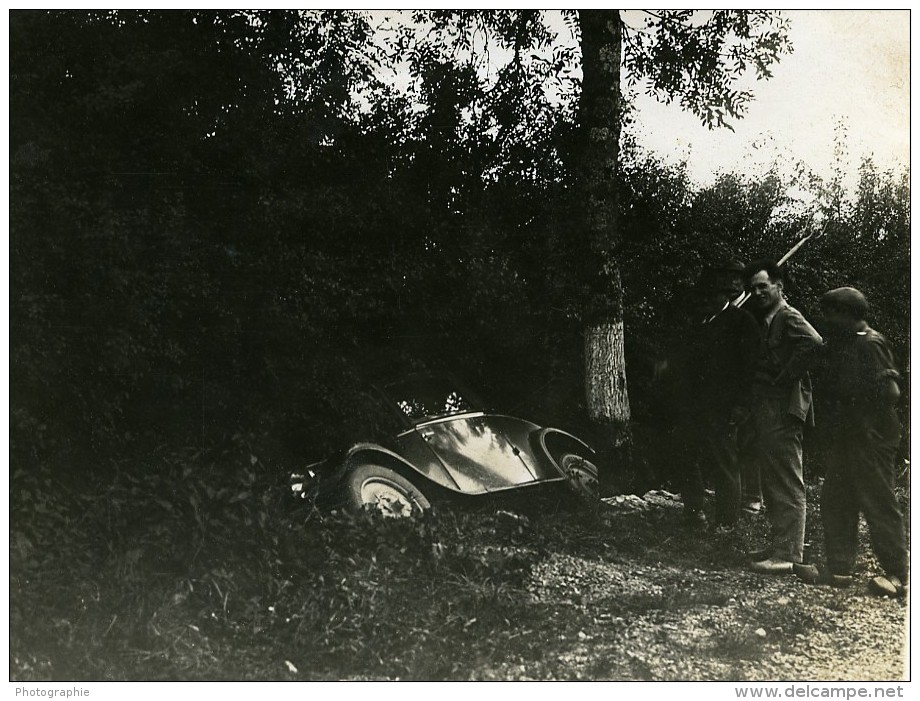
[344,463,431,518]
[557,453,600,501]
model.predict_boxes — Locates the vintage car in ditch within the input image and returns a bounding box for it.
[291,373,600,516]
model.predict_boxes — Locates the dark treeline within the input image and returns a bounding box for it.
[11,10,909,486]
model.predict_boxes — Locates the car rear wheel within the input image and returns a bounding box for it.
[344,463,431,518]
[558,453,600,501]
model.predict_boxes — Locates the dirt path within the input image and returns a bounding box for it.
[524,553,907,680]
[473,492,909,681]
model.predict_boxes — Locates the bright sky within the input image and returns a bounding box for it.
[380,9,909,190]
[628,10,910,187]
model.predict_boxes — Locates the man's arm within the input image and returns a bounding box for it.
[860,334,901,440]
[775,307,823,382]
[863,334,901,407]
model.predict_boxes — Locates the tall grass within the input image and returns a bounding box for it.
[10,445,561,680]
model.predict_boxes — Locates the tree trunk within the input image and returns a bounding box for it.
[584,282,629,423]
[577,10,632,494]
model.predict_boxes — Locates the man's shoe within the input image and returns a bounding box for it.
[869,575,907,598]
[750,557,794,574]
[793,563,853,588]
[792,563,821,584]
[742,500,763,515]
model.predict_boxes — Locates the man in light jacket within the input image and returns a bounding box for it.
[742,259,823,574]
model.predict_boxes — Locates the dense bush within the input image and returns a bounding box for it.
[10,444,568,680]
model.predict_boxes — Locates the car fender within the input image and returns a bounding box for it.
[533,428,596,472]
[344,442,429,483]
[346,441,467,494]
[292,445,425,506]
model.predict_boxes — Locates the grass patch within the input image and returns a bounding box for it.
[11,449,557,680]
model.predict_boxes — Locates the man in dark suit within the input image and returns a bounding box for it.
[674,267,761,528]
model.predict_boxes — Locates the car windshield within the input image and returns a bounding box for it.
[381,375,480,422]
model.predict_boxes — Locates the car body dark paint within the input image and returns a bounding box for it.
[293,374,596,505]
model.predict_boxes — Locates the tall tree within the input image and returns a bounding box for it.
[577,12,630,485]
[575,10,791,487]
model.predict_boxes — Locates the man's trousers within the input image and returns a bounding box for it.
[823,408,907,581]
[678,415,742,526]
[742,395,806,563]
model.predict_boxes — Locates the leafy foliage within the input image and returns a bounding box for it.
[622,10,793,129]
[12,9,907,465]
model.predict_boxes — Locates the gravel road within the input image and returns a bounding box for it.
[474,491,909,681]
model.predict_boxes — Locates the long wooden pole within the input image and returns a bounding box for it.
[732,222,827,307]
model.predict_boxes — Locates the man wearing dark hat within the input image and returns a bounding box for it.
[712,259,746,304]
[672,266,760,527]
[742,259,823,574]
[794,287,907,597]
[713,258,765,512]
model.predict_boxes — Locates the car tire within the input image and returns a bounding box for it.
[344,463,431,518]
[557,453,600,501]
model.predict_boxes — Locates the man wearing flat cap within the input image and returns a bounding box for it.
[794,286,908,597]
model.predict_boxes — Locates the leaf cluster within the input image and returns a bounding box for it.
[622,10,793,129]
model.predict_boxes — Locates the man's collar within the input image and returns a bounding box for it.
[762,300,786,329]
